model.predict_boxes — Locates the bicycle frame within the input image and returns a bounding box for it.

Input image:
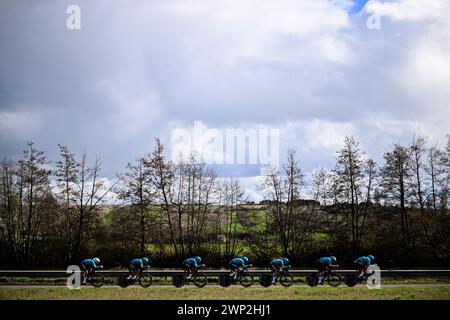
[183,267,205,281]
[230,267,249,280]
[276,268,289,280]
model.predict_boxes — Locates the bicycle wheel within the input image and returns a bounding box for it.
[193,273,208,288]
[139,274,153,288]
[327,272,342,287]
[90,274,104,288]
[239,273,254,287]
[117,275,130,288]
[344,274,359,287]
[306,273,318,287]
[219,275,231,287]
[172,274,185,288]
[279,273,294,287]
[259,275,272,288]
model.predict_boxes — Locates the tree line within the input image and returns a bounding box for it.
[1,135,449,268]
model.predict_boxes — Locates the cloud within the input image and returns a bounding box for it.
[365,0,445,21]
[94,79,162,142]
[1,0,450,200]
[0,110,43,141]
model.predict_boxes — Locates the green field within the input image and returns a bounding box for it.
[1,285,449,300]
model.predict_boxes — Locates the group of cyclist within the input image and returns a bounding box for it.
[79,256,150,285]
[79,254,376,285]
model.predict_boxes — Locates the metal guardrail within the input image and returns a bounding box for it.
[1,269,450,278]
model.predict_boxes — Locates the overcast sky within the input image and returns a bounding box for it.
[1,0,450,201]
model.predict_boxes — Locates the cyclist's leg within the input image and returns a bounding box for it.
[355,262,365,278]
[184,265,193,279]
[127,264,135,280]
[353,262,362,278]
[136,268,144,280]
[315,261,322,283]
[270,264,278,284]
[362,265,368,278]
[317,264,326,284]
[79,264,87,284]
[86,269,94,283]
[131,264,140,280]
[229,264,238,279]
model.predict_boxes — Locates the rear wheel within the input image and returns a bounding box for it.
[219,275,231,287]
[279,273,294,287]
[193,273,208,288]
[117,275,130,288]
[327,272,342,287]
[306,273,318,287]
[90,274,104,288]
[239,273,254,287]
[172,274,185,288]
[260,274,272,288]
[139,273,152,288]
[344,274,359,287]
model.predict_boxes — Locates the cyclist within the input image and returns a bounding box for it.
[354,255,375,279]
[183,256,205,279]
[127,257,151,280]
[269,257,290,285]
[316,256,338,285]
[229,256,252,280]
[79,257,103,285]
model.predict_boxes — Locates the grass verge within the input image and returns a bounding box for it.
[1,285,449,300]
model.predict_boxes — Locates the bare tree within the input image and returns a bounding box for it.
[4,143,52,266]
[445,135,450,210]
[69,152,116,260]
[311,167,334,206]
[380,143,413,248]
[55,144,78,261]
[410,136,434,246]
[116,157,155,255]
[260,148,313,257]
[332,136,375,255]
[219,178,244,260]
[145,138,178,258]
[0,158,19,261]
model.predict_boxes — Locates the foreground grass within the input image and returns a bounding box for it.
[1,286,450,300]
[1,277,448,286]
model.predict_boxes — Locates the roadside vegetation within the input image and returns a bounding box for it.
[1,135,450,269]
[1,286,450,300]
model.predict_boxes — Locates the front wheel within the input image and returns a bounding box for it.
[139,274,153,288]
[239,273,254,287]
[90,274,104,288]
[327,272,342,287]
[306,273,318,287]
[279,273,294,287]
[193,273,208,288]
